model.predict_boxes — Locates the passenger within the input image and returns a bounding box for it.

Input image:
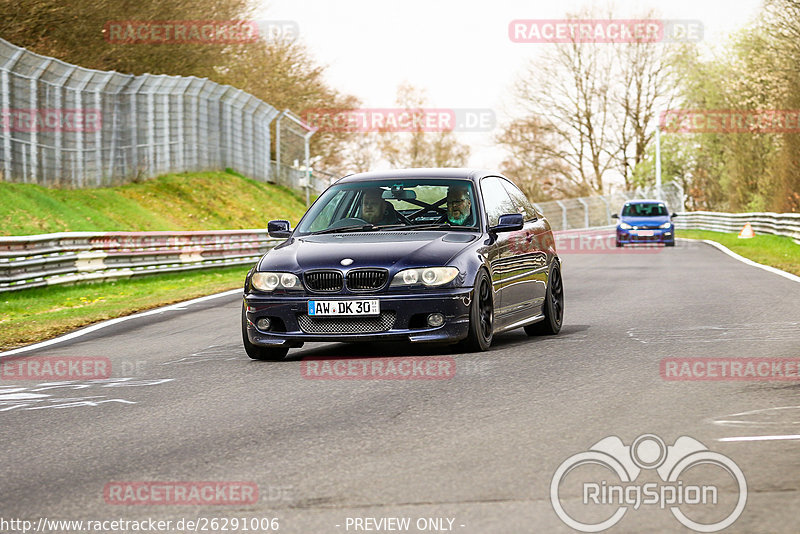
[446,185,474,226]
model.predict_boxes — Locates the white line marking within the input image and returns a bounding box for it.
[677,238,800,283]
[719,435,800,442]
[0,289,242,357]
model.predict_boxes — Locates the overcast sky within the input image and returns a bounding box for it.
[255,0,765,169]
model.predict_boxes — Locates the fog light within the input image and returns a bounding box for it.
[427,313,445,327]
[256,317,271,331]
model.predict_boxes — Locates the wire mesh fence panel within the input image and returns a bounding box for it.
[534,182,685,231]
[0,38,282,188]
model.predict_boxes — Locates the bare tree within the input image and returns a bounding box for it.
[378,83,470,168]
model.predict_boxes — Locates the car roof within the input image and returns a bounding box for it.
[624,199,666,205]
[334,168,497,184]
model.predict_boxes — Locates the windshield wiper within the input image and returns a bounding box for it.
[310,224,375,235]
[404,223,459,231]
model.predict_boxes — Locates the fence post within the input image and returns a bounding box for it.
[577,197,589,229]
[1,49,25,182]
[94,72,113,186]
[555,200,568,230]
[29,58,52,183]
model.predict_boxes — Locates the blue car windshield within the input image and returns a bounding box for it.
[622,203,668,217]
[294,179,479,235]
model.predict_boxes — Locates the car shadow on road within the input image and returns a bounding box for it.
[282,323,592,361]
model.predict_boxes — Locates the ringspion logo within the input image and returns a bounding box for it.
[551,434,746,532]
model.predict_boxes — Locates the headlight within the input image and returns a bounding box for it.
[252,272,301,292]
[391,267,459,287]
[659,222,672,229]
[619,222,633,230]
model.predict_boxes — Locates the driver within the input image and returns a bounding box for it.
[446,185,473,226]
[360,188,402,225]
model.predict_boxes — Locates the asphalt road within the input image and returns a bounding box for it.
[1,238,799,534]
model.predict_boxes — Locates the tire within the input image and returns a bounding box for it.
[525,262,564,336]
[458,270,494,352]
[615,239,623,247]
[665,241,675,247]
[242,303,289,361]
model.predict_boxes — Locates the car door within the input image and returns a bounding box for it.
[499,178,549,315]
[479,176,519,324]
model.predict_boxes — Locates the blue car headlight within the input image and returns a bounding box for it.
[252,272,302,292]
[619,222,632,230]
[659,222,672,229]
[391,267,459,287]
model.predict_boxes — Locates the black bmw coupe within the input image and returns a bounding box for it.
[242,168,563,360]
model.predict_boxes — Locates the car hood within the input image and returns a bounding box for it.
[619,215,670,226]
[258,231,478,272]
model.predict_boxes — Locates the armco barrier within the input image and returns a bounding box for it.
[675,211,800,245]
[0,230,280,292]
[2,210,797,292]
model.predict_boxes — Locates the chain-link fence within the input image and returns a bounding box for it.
[533,182,684,231]
[0,37,289,187]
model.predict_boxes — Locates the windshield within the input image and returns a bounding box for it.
[294,179,479,235]
[621,203,668,217]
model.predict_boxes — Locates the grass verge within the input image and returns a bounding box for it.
[0,170,308,235]
[0,265,249,351]
[679,229,800,277]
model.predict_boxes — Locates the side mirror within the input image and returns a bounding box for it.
[611,213,619,219]
[491,213,524,233]
[268,220,292,238]
[670,213,677,219]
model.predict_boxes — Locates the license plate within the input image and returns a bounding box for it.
[634,230,654,236]
[308,300,380,316]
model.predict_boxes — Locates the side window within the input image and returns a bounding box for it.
[500,179,538,221]
[480,177,517,227]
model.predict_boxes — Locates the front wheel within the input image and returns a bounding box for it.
[525,262,563,336]
[242,303,289,361]
[458,270,494,352]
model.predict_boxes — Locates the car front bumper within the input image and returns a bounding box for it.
[243,289,473,347]
[617,227,674,244]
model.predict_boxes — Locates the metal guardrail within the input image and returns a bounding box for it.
[2,209,797,292]
[0,230,280,292]
[675,211,800,245]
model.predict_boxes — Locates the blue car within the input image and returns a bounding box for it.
[242,168,563,360]
[613,200,676,247]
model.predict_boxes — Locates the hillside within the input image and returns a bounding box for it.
[0,170,310,236]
